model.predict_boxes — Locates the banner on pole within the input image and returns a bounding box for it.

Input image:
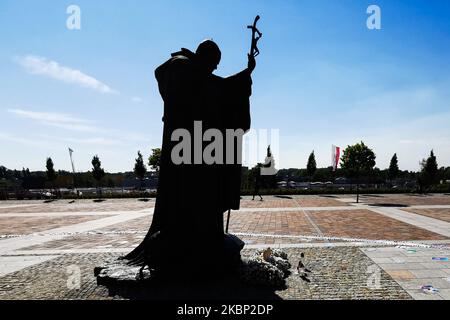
[332,145,341,171]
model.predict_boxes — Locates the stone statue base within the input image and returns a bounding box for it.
[95,234,246,286]
[94,258,154,286]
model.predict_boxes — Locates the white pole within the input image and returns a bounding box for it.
[69,148,76,174]
[68,148,77,194]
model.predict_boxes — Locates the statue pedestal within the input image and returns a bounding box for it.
[94,234,245,286]
[94,259,149,287]
[94,235,291,298]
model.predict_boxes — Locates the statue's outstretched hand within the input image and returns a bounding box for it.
[248,54,256,73]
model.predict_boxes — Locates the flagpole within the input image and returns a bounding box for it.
[69,148,76,174]
[68,148,77,195]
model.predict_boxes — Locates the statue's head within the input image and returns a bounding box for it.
[196,39,221,74]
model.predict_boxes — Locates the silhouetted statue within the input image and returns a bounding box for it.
[122,38,257,277]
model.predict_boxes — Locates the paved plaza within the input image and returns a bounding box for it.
[0,194,449,300]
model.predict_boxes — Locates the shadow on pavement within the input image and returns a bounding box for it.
[274,195,293,199]
[361,194,384,198]
[368,203,409,208]
[102,275,283,300]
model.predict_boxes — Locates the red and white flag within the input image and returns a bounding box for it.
[332,145,340,171]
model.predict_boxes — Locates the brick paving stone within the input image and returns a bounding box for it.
[407,290,443,300]
[240,199,298,208]
[21,233,145,251]
[0,199,155,214]
[0,248,412,300]
[386,270,416,281]
[294,196,349,207]
[97,216,152,233]
[404,208,450,223]
[239,196,350,208]
[226,211,317,236]
[438,289,450,299]
[359,194,450,206]
[362,247,450,300]
[275,247,412,300]
[410,269,448,278]
[0,253,116,300]
[14,207,450,251]
[2,196,450,300]
[0,215,114,235]
[308,209,448,241]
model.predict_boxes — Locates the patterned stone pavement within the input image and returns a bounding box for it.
[21,233,145,251]
[0,195,449,300]
[404,208,450,223]
[239,196,349,209]
[0,248,412,300]
[358,194,450,206]
[0,215,114,235]
[240,199,299,208]
[0,198,155,214]
[362,247,450,300]
[228,211,317,236]
[307,209,447,241]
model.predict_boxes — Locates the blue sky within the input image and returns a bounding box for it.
[1,0,449,172]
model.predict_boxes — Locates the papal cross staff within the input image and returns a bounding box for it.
[225,15,262,234]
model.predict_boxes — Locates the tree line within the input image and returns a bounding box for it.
[274,142,449,202]
[1,143,450,198]
[0,149,162,192]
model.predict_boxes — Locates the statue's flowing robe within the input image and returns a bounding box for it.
[124,49,252,271]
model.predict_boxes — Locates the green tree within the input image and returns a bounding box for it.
[388,153,399,181]
[148,148,161,172]
[340,141,376,203]
[134,151,147,190]
[0,166,7,179]
[418,150,439,192]
[444,167,450,181]
[306,151,317,179]
[91,155,105,198]
[46,157,57,196]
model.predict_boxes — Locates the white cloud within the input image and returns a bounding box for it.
[63,137,122,146]
[0,132,52,148]
[7,108,155,144]
[8,108,104,133]
[131,96,143,103]
[16,55,116,94]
